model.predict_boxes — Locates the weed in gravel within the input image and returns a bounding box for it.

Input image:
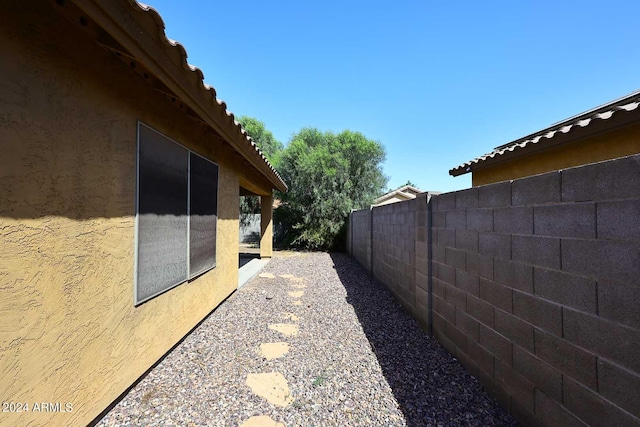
[140,388,164,406]
[290,399,304,409]
[312,375,327,387]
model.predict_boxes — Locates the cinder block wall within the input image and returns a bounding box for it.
[240,213,261,243]
[371,199,417,314]
[431,155,640,426]
[348,194,431,330]
[349,208,373,274]
[347,155,640,426]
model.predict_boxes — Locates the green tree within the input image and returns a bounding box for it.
[237,116,283,227]
[238,116,283,166]
[275,128,387,250]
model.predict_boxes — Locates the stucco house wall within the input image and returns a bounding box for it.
[0,2,279,426]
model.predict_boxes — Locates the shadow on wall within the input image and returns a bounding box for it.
[0,0,244,223]
[328,253,517,427]
[0,147,237,222]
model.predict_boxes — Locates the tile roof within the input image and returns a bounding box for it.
[65,0,286,192]
[374,185,423,203]
[450,90,640,177]
[133,1,287,191]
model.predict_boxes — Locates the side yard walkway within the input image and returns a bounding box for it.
[97,252,516,426]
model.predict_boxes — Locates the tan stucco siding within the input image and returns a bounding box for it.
[0,3,239,426]
[472,123,640,186]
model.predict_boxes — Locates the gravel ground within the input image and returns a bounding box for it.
[96,252,517,427]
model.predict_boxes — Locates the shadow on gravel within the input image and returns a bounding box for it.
[329,252,518,427]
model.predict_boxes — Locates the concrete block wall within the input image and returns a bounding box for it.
[346,154,640,426]
[348,194,431,329]
[431,154,640,426]
[240,213,261,243]
[349,208,373,274]
[371,200,416,313]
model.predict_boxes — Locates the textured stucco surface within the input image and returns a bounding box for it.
[260,195,273,258]
[0,3,246,426]
[472,123,640,186]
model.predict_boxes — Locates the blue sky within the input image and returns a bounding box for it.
[146,0,640,193]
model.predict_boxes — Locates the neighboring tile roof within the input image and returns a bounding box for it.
[450,90,640,177]
[374,185,423,205]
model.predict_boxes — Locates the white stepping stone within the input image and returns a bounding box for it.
[240,415,284,427]
[268,323,299,336]
[258,273,275,279]
[282,312,299,322]
[260,342,290,360]
[279,273,305,283]
[245,372,293,407]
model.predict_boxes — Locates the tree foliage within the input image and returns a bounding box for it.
[237,116,283,167]
[275,128,387,250]
[237,116,283,228]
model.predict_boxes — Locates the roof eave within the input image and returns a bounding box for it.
[450,94,640,177]
[70,0,287,192]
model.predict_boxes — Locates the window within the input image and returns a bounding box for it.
[188,152,219,278]
[135,123,219,304]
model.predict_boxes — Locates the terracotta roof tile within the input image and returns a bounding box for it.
[450,90,640,176]
[128,1,286,190]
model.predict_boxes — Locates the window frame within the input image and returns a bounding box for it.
[134,122,219,305]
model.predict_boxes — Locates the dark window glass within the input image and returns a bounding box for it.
[189,153,218,278]
[136,124,189,304]
[135,124,220,304]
